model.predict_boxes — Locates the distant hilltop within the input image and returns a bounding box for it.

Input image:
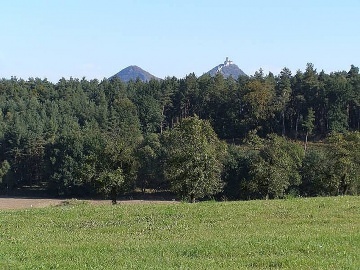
[111,65,160,83]
[207,57,247,78]
[111,57,247,82]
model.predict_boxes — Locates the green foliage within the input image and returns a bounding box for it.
[222,145,257,200]
[0,160,10,184]
[326,73,352,133]
[242,78,276,133]
[136,133,165,191]
[328,105,349,133]
[275,67,292,136]
[163,116,226,202]
[247,134,304,199]
[48,131,97,196]
[303,107,315,151]
[300,147,331,196]
[97,168,125,202]
[326,132,360,195]
[0,64,360,199]
[303,107,315,135]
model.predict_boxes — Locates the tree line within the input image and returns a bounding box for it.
[0,63,359,202]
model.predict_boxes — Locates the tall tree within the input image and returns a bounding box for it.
[0,160,10,185]
[303,107,315,152]
[300,147,331,196]
[248,134,304,199]
[242,76,276,135]
[347,65,360,130]
[159,77,177,132]
[326,132,360,195]
[289,70,306,138]
[163,116,227,202]
[275,68,292,136]
[326,73,352,133]
[136,133,164,192]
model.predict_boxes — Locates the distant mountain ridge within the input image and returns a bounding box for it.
[207,57,247,78]
[111,65,160,83]
[111,58,247,82]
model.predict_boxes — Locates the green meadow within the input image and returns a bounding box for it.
[0,196,359,269]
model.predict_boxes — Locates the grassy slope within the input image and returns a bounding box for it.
[0,197,359,269]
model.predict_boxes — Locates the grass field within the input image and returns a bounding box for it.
[0,196,359,269]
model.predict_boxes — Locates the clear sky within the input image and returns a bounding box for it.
[1,0,359,82]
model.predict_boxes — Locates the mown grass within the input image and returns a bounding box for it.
[0,196,359,269]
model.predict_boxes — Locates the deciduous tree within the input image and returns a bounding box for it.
[163,116,226,202]
[248,134,304,199]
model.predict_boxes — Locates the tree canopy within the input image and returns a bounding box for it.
[163,116,226,202]
[1,63,360,200]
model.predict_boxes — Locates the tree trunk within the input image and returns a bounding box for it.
[110,186,117,205]
[282,110,286,137]
[295,114,300,139]
[347,103,350,130]
[304,132,308,153]
[160,105,165,134]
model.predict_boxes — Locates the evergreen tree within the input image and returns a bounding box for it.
[303,107,315,152]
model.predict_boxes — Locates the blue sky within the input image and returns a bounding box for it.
[1,0,359,82]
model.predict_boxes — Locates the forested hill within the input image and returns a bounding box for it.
[0,63,360,200]
[207,57,247,78]
[111,65,160,82]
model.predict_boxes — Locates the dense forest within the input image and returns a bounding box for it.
[0,63,360,202]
